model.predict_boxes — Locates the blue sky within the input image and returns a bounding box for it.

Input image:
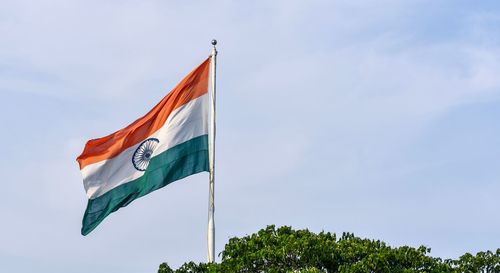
[1,0,500,272]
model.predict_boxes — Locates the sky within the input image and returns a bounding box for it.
[1,0,500,272]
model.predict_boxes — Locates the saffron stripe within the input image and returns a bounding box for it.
[77,58,210,169]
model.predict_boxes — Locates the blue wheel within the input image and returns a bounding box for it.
[132,138,160,171]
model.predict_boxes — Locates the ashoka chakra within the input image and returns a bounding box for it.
[132,138,160,171]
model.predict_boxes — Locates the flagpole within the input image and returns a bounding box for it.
[207,39,217,263]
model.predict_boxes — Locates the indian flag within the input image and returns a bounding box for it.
[77,58,211,235]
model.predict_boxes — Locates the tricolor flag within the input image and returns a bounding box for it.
[77,58,211,235]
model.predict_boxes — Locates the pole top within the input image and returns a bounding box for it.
[211,39,217,46]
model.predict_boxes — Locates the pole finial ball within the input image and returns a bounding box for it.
[211,39,217,46]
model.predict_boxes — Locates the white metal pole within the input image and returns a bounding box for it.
[207,39,217,263]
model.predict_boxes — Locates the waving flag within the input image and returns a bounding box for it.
[77,58,211,235]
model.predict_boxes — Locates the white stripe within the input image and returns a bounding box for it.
[81,94,208,199]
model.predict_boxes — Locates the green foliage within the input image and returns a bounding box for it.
[158,225,500,273]
[452,250,500,273]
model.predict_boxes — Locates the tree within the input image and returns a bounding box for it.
[158,225,499,273]
[453,250,500,273]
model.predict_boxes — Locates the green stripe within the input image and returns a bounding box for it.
[81,135,209,235]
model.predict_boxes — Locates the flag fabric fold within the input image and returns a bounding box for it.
[77,58,211,235]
